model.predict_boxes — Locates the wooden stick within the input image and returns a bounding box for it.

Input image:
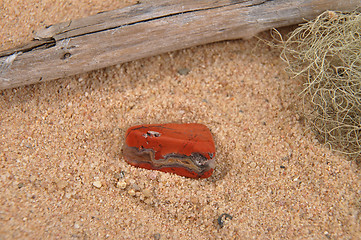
[0,0,360,90]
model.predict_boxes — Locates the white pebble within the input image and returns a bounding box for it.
[93,181,102,188]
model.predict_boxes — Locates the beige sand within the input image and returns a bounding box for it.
[1,1,360,239]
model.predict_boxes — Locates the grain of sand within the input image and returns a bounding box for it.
[1,1,360,239]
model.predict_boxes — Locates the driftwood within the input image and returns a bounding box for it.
[0,0,360,90]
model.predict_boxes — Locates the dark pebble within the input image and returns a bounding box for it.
[153,233,161,240]
[177,68,190,75]
[217,213,233,228]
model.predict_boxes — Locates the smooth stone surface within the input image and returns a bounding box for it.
[122,123,216,178]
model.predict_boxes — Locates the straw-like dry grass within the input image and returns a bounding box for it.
[280,11,361,160]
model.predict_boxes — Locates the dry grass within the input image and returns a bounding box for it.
[279,11,361,159]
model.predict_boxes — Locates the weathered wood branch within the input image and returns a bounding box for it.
[0,0,360,89]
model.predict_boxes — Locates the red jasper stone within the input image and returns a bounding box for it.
[122,123,216,178]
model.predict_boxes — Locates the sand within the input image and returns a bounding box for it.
[1,1,360,239]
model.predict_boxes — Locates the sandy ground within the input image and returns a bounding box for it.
[1,1,361,239]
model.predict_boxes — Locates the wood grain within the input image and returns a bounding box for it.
[0,0,360,89]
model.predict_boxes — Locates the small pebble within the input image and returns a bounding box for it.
[117,180,127,189]
[217,213,233,228]
[65,192,73,199]
[93,181,102,188]
[131,183,141,191]
[114,171,125,180]
[177,67,190,75]
[74,222,80,229]
[148,172,158,180]
[144,198,152,205]
[153,233,161,240]
[128,189,136,196]
[29,175,36,182]
[250,162,257,168]
[142,189,152,198]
